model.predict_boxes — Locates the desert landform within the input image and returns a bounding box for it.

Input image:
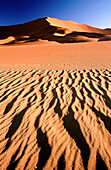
[0,17,111,170]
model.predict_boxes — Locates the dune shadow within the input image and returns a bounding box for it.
[57,153,65,170]
[5,104,30,139]
[98,85,111,110]
[6,142,27,170]
[63,112,90,170]
[1,104,30,154]
[54,85,90,170]
[91,106,111,134]
[98,36,111,42]
[36,128,51,170]
[66,31,105,38]
[3,89,24,115]
[96,152,108,170]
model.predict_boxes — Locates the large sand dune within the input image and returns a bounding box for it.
[0,69,111,170]
[0,17,111,45]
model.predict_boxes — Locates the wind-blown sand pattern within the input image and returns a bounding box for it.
[0,69,111,170]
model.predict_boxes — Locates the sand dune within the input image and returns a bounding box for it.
[0,36,15,45]
[98,36,111,42]
[0,69,111,170]
[0,17,111,45]
[46,17,110,34]
[0,16,111,170]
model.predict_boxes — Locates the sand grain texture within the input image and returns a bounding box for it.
[0,69,111,170]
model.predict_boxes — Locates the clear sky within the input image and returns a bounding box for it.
[0,0,111,28]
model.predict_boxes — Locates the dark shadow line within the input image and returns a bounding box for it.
[62,87,90,170]
[57,152,65,170]
[98,84,111,110]
[3,89,24,115]
[7,142,27,170]
[36,128,51,170]
[96,152,108,170]
[5,104,31,139]
[90,106,111,134]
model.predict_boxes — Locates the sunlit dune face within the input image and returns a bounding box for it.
[0,17,111,45]
[14,36,30,40]
[0,36,15,45]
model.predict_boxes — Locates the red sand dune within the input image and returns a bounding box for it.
[0,17,111,45]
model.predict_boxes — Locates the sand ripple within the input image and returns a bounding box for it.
[0,69,111,170]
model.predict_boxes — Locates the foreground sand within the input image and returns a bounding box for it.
[0,68,111,170]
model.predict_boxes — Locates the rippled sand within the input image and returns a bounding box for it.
[0,69,111,170]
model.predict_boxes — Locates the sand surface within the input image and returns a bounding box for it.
[0,17,111,170]
[0,42,111,70]
[0,68,111,170]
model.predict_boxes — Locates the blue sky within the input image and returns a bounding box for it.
[0,0,111,28]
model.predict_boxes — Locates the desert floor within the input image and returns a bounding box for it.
[0,42,111,170]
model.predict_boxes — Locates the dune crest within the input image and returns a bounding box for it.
[46,17,108,33]
[0,36,15,45]
[0,17,111,45]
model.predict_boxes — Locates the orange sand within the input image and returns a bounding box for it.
[0,41,111,70]
[0,17,111,170]
[0,69,111,170]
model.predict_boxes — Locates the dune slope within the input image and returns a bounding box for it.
[0,69,111,170]
[0,17,111,45]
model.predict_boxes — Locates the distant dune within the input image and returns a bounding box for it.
[0,17,111,45]
[98,36,111,41]
[105,28,111,31]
